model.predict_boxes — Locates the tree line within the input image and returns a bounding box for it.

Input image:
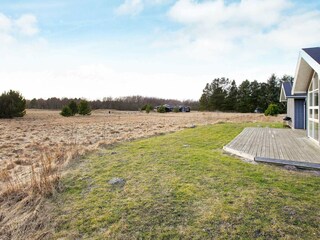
[199,74,293,113]
[27,96,200,111]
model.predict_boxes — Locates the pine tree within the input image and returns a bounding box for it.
[249,80,260,112]
[237,80,252,113]
[29,98,37,109]
[0,90,26,118]
[225,80,238,111]
[68,100,78,116]
[78,100,91,115]
[199,83,212,111]
[266,74,280,105]
[60,105,73,117]
[257,82,269,111]
[199,78,230,111]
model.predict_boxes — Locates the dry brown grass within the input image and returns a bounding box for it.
[0,109,282,239]
[0,109,281,194]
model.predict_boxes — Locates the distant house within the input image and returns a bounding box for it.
[280,47,320,144]
[279,81,306,129]
[154,104,173,112]
[154,104,191,112]
[179,106,190,112]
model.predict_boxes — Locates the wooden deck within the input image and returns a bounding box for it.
[223,127,320,169]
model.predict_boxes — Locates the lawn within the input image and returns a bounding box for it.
[53,122,320,239]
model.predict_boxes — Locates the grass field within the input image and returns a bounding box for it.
[51,122,320,239]
[0,111,284,239]
[0,109,280,193]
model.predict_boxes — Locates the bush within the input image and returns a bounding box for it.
[0,90,26,118]
[78,100,91,115]
[145,104,153,113]
[68,100,78,116]
[60,106,73,117]
[157,105,166,113]
[141,104,147,111]
[173,107,180,113]
[141,104,153,113]
[264,103,279,116]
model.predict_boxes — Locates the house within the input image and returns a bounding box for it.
[279,81,306,129]
[179,106,190,112]
[155,104,191,112]
[154,104,174,112]
[281,47,320,144]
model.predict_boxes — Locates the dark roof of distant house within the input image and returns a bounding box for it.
[303,47,320,64]
[282,82,292,97]
[282,81,306,99]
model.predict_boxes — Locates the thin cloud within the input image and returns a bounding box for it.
[15,14,39,36]
[115,0,144,16]
[115,0,170,16]
[0,12,39,43]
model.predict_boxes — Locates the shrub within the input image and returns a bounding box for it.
[264,103,279,116]
[157,105,166,113]
[78,100,91,115]
[68,100,78,116]
[0,90,26,118]
[173,107,180,113]
[141,104,147,111]
[60,106,73,117]
[145,104,153,113]
[141,104,153,113]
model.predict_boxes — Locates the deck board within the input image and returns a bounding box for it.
[223,127,320,169]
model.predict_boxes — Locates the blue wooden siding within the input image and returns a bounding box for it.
[294,99,306,129]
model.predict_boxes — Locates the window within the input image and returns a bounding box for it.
[308,72,319,142]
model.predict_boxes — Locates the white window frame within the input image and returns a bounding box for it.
[308,72,319,143]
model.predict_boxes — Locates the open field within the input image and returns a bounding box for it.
[0,109,281,193]
[1,113,319,239]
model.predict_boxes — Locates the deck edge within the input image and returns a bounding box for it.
[223,146,255,161]
[254,157,320,170]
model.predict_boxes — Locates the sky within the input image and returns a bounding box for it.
[1,0,320,101]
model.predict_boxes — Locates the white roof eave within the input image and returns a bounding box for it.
[292,50,320,94]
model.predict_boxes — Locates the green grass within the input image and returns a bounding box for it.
[53,122,320,239]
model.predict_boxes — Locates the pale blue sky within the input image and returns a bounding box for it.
[1,0,320,100]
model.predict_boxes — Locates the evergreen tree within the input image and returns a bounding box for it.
[280,75,294,84]
[266,74,280,105]
[0,90,26,118]
[199,83,212,111]
[199,73,292,113]
[68,100,78,116]
[157,105,166,113]
[60,106,72,117]
[199,78,230,111]
[29,98,37,108]
[225,80,238,111]
[78,100,91,115]
[145,104,152,113]
[257,82,269,111]
[249,80,260,112]
[237,80,252,112]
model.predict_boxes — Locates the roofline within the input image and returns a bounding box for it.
[292,49,320,94]
[287,95,306,99]
[279,84,286,102]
